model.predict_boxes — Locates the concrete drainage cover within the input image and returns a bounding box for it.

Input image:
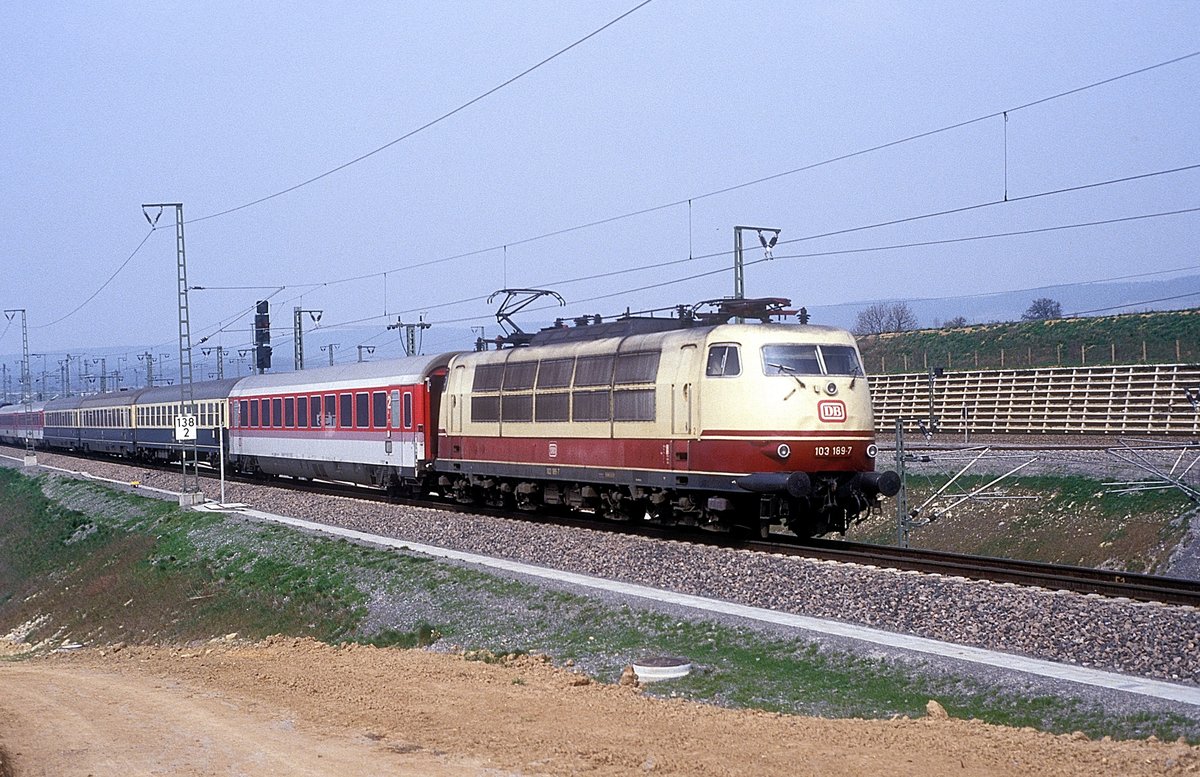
[631,656,691,682]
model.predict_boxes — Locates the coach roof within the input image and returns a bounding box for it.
[230,353,456,395]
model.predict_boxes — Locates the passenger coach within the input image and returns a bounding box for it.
[228,354,453,489]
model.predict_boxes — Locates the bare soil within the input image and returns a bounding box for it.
[1,638,1196,776]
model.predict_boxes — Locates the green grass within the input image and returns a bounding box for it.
[1,467,1196,742]
[851,472,1193,571]
[859,307,1200,374]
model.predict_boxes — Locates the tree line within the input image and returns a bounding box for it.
[852,298,1063,336]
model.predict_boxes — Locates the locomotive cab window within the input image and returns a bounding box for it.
[762,344,820,376]
[705,344,741,377]
[819,345,863,376]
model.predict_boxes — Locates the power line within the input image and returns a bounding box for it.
[289,195,1200,335]
[1069,290,1200,317]
[33,229,157,329]
[184,49,1200,293]
[189,0,655,224]
[809,263,1200,311]
[33,48,1197,346]
[285,48,1199,282]
[206,161,1200,337]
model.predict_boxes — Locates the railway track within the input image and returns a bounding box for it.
[11,445,1200,608]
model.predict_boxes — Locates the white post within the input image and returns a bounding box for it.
[218,417,226,505]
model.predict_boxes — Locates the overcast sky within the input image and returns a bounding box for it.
[2,1,1198,372]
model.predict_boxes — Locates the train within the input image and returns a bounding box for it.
[0,297,899,537]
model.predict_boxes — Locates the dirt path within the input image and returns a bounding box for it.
[1,639,1196,777]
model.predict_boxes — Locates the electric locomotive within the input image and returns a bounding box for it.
[437,297,898,537]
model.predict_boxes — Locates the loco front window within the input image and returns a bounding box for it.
[763,344,820,376]
[820,345,863,376]
[762,344,862,376]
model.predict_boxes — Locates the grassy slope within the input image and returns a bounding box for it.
[858,308,1200,374]
[0,467,1195,742]
[850,474,1194,573]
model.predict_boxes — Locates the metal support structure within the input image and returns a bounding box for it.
[292,307,322,370]
[93,357,107,393]
[894,419,908,547]
[321,343,339,366]
[388,313,431,356]
[143,202,201,503]
[138,351,154,387]
[4,309,34,462]
[732,226,780,323]
[356,344,375,362]
[201,346,227,381]
[893,420,1038,547]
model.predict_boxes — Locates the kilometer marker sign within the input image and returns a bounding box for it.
[174,414,198,441]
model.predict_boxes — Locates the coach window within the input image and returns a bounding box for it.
[390,390,400,428]
[372,391,387,428]
[356,392,370,429]
[403,392,413,429]
[705,344,741,377]
[238,401,248,428]
[339,393,353,428]
[284,397,295,428]
[311,395,323,428]
[297,396,308,428]
[270,398,282,428]
[325,394,337,427]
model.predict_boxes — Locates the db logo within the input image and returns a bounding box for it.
[817,400,847,423]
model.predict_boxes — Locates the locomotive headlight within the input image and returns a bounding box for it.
[866,444,878,458]
[825,382,838,396]
[777,443,791,459]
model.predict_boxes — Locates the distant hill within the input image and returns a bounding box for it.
[806,274,1200,332]
[856,308,1200,374]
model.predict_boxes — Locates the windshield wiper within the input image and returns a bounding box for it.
[766,362,807,397]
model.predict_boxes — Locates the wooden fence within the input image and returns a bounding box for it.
[870,363,1200,435]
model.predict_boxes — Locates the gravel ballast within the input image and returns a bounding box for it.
[5,447,1199,688]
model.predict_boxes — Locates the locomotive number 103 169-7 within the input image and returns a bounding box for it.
[814,445,854,457]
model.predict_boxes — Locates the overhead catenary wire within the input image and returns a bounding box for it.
[188,0,655,225]
[32,229,156,329]
[30,50,1198,340]
[189,50,1200,291]
[295,172,1200,331]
